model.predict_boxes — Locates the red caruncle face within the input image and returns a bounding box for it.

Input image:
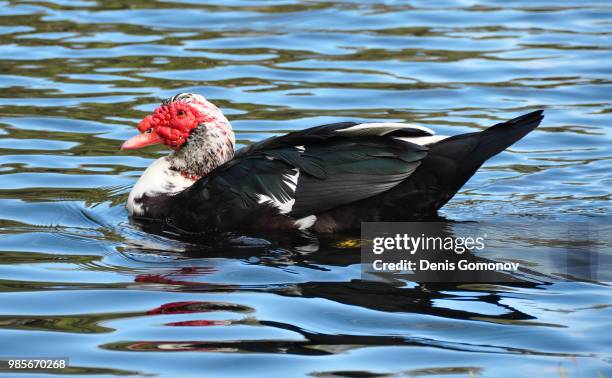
[138,102,201,149]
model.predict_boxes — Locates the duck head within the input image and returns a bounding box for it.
[122,93,236,177]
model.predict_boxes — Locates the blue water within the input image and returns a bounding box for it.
[0,1,611,377]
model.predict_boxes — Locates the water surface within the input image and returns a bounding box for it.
[0,1,611,377]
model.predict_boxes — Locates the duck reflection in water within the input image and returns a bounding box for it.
[117,221,554,355]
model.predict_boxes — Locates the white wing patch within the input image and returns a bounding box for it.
[284,168,299,192]
[257,194,295,214]
[395,135,449,146]
[257,168,300,214]
[294,215,317,230]
[335,122,435,137]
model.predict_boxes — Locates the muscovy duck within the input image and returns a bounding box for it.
[122,93,543,233]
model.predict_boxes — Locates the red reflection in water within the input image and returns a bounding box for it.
[166,320,229,326]
[135,266,216,286]
[148,301,208,315]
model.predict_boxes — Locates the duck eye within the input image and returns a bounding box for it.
[177,110,186,118]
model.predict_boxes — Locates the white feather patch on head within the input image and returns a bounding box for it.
[164,92,207,105]
[335,122,435,137]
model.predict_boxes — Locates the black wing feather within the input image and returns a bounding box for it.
[289,139,426,216]
[176,122,429,223]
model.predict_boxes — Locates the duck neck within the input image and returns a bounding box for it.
[168,119,236,178]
